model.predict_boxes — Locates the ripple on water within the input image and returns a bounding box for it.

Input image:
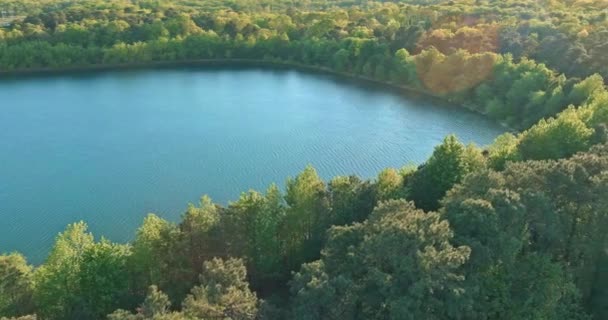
[0,67,504,263]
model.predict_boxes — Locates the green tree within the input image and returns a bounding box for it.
[251,185,286,289]
[32,222,134,319]
[375,168,405,201]
[391,48,417,85]
[408,135,480,211]
[165,14,203,37]
[442,144,608,319]
[78,240,131,319]
[141,286,171,318]
[107,286,185,320]
[328,175,376,226]
[518,108,593,160]
[487,133,520,170]
[290,200,471,319]
[568,74,605,106]
[283,166,330,271]
[182,258,258,320]
[222,185,285,290]
[180,196,224,281]
[129,214,191,305]
[0,254,34,317]
[33,222,94,320]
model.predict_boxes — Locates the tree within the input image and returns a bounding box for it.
[141,286,171,318]
[107,286,185,320]
[332,48,350,72]
[33,222,94,320]
[182,258,258,320]
[78,240,132,319]
[223,191,267,262]
[517,108,593,160]
[328,175,376,226]
[391,48,417,85]
[487,133,520,170]
[408,135,481,211]
[282,166,330,271]
[441,144,608,319]
[129,214,191,305]
[2,2,608,319]
[222,185,286,290]
[179,196,224,282]
[250,185,286,290]
[290,200,471,320]
[165,14,203,37]
[568,74,605,106]
[414,48,497,95]
[0,254,34,317]
[32,222,135,320]
[375,168,405,201]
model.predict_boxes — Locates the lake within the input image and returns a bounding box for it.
[0,66,505,263]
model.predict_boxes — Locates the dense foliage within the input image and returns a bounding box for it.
[3,142,608,320]
[1,0,608,128]
[1,0,608,319]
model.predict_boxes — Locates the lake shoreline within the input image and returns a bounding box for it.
[0,59,513,131]
[1,67,506,264]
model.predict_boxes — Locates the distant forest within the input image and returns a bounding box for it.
[0,1,607,320]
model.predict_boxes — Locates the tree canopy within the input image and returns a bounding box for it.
[1,1,608,319]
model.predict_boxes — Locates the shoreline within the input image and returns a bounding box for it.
[0,58,513,131]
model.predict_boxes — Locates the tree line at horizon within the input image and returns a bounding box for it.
[0,0,607,129]
[1,0,608,319]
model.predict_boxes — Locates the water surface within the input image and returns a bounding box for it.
[0,67,504,263]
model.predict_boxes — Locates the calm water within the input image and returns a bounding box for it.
[0,67,504,263]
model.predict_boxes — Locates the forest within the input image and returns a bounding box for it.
[1,0,607,319]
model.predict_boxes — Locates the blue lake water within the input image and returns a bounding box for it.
[0,67,505,263]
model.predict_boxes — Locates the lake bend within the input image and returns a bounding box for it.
[0,66,505,263]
